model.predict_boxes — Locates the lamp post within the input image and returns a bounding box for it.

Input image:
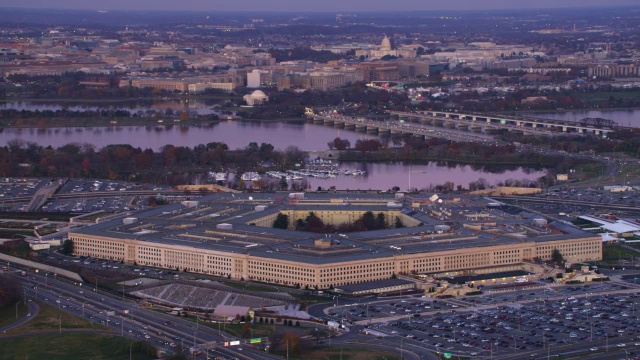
[15,301,22,319]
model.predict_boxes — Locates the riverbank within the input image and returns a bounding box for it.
[0,94,241,104]
[0,116,220,128]
[503,106,640,115]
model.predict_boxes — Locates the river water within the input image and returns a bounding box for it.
[13,101,635,189]
[522,109,640,128]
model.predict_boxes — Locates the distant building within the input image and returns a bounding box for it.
[588,64,640,78]
[355,35,416,60]
[243,90,269,106]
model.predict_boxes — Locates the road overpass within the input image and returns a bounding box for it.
[388,110,617,137]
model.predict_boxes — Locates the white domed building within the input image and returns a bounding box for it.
[243,90,269,106]
[355,35,416,60]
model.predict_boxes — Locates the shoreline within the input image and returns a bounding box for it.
[0,117,307,129]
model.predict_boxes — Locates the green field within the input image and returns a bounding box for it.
[6,301,104,334]
[602,245,639,264]
[0,333,155,360]
[272,346,402,360]
[0,302,29,329]
[219,280,280,292]
[0,301,157,360]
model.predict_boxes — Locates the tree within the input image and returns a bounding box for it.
[59,239,74,255]
[551,249,564,265]
[332,137,350,151]
[0,274,22,309]
[130,341,156,357]
[279,177,288,191]
[375,212,386,229]
[273,213,289,229]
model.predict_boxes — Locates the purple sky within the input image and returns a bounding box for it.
[3,0,639,12]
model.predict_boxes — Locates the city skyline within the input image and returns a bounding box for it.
[2,0,639,12]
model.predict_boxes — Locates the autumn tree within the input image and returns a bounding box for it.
[0,274,22,309]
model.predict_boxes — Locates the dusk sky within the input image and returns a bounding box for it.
[3,0,639,12]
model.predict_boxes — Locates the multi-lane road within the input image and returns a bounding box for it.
[10,266,276,360]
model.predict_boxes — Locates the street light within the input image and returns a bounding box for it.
[15,301,22,319]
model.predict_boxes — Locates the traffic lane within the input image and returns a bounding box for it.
[0,301,39,333]
[24,282,275,360]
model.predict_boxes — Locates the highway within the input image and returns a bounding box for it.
[12,267,276,360]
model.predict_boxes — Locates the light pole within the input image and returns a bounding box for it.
[15,301,22,319]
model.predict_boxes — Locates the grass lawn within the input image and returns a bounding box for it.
[272,346,402,360]
[602,245,639,264]
[571,162,607,182]
[0,333,154,360]
[219,280,280,293]
[7,301,107,334]
[0,302,29,329]
[202,321,283,338]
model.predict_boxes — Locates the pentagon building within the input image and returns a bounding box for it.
[69,193,602,289]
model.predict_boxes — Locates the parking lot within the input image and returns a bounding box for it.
[324,276,640,358]
[41,195,137,213]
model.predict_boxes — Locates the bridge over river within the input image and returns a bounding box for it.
[387,110,617,137]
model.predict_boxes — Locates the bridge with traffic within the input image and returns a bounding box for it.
[388,110,617,137]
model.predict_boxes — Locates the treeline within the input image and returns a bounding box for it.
[0,140,307,185]
[274,211,403,233]
[503,130,640,158]
[7,72,170,100]
[1,109,137,119]
[265,47,346,63]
